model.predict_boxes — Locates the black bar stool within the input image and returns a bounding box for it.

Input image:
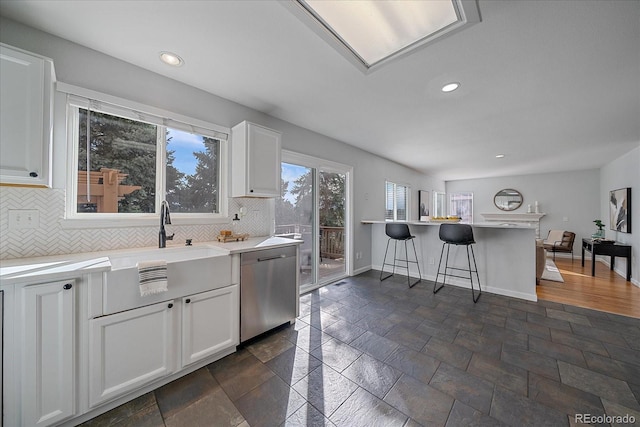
[433,223,481,303]
[380,223,421,288]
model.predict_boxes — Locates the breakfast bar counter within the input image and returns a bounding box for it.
[362,220,538,301]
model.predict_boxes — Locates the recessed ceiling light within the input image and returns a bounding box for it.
[495,154,505,158]
[441,82,460,93]
[159,52,184,67]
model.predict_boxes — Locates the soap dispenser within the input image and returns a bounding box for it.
[232,213,240,235]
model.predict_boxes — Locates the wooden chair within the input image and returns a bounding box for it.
[543,230,576,261]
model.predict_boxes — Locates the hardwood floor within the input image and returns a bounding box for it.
[537,256,640,318]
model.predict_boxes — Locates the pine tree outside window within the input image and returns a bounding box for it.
[65,93,227,221]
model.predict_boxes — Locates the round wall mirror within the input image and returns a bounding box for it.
[494,188,523,211]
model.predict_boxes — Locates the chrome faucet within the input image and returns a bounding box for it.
[159,200,175,248]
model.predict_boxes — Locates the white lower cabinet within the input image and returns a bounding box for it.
[181,286,239,367]
[88,285,239,407]
[3,260,240,426]
[88,301,175,407]
[20,280,76,427]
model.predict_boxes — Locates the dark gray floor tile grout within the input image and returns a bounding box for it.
[81,271,640,427]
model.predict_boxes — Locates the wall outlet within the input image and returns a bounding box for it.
[9,209,40,229]
[563,216,569,222]
[429,257,435,265]
[356,251,362,260]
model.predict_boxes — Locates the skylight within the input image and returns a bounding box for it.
[287,0,481,73]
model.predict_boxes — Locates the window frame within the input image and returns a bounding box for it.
[448,191,474,223]
[433,191,446,218]
[385,180,410,222]
[61,86,229,228]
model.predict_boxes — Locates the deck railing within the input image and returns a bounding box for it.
[275,224,344,259]
[319,226,344,259]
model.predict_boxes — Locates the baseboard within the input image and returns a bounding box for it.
[372,264,422,280]
[552,254,635,286]
[595,257,636,285]
[352,265,372,276]
[484,285,537,302]
[547,252,574,260]
[371,265,538,302]
[425,273,537,302]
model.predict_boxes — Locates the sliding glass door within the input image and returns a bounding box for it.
[318,170,346,282]
[277,162,315,286]
[275,152,350,293]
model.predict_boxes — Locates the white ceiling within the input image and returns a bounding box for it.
[1,0,638,181]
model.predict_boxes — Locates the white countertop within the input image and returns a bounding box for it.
[207,236,302,254]
[361,220,536,229]
[0,236,301,286]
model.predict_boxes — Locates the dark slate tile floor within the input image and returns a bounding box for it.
[81,271,640,426]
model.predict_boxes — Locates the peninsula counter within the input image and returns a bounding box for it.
[362,221,538,301]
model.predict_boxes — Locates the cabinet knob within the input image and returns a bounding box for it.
[168,303,174,308]
[185,298,191,304]
[63,283,73,290]
[250,189,254,193]
[29,172,38,178]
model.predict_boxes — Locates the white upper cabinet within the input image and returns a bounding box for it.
[0,44,55,187]
[231,121,281,197]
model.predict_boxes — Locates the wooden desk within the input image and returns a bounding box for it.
[581,238,632,281]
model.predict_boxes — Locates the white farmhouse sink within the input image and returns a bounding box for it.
[108,245,228,270]
[103,245,232,314]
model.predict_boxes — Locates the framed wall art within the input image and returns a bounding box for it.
[609,187,631,233]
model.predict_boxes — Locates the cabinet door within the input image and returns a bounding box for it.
[231,121,281,197]
[247,123,281,197]
[0,45,53,187]
[21,280,75,427]
[89,301,175,407]
[181,285,239,367]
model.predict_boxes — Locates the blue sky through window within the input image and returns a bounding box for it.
[167,128,206,176]
[282,162,309,203]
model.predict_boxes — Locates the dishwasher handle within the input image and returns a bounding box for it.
[241,245,297,265]
[257,254,287,262]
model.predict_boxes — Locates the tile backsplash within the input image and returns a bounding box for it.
[0,187,271,260]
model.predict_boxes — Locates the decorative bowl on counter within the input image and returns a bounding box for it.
[429,216,462,223]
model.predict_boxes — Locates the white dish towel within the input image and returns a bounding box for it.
[137,260,168,297]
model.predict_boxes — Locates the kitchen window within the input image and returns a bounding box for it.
[433,191,446,218]
[449,191,473,223]
[64,90,228,223]
[385,181,409,221]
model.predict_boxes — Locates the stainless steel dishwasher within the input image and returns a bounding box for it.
[240,245,297,342]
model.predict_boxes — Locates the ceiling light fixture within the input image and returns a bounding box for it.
[284,0,481,73]
[441,82,460,93]
[159,52,184,67]
[495,154,505,158]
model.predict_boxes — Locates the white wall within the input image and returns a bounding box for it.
[600,145,640,286]
[446,169,601,249]
[255,115,444,274]
[0,17,443,271]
